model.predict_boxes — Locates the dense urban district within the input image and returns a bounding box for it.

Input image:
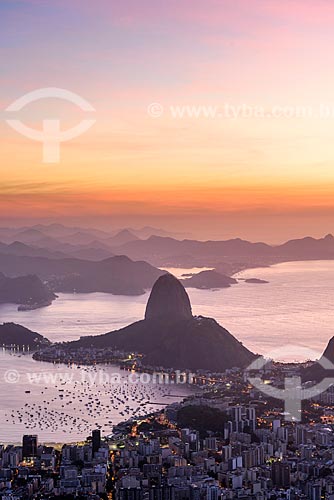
[1,361,334,500]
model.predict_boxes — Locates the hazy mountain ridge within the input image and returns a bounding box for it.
[3,224,334,271]
[0,224,182,246]
[0,253,164,296]
[0,241,67,259]
[1,225,334,298]
[111,233,334,268]
[0,224,174,262]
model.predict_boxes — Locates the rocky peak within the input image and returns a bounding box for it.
[145,273,192,321]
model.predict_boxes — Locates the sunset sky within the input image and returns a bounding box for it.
[1,0,334,241]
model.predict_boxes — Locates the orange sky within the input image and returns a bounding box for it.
[2,0,334,241]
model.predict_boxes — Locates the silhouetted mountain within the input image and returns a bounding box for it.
[0,227,19,242]
[0,323,50,349]
[4,225,123,261]
[11,228,47,245]
[32,223,75,237]
[130,226,190,239]
[111,236,273,266]
[0,273,56,306]
[105,229,139,246]
[66,245,114,261]
[303,336,334,382]
[6,225,111,247]
[111,234,334,268]
[145,274,192,321]
[58,231,97,246]
[0,238,114,262]
[70,274,256,371]
[15,224,111,240]
[181,270,237,289]
[0,241,67,259]
[81,239,113,251]
[4,225,334,280]
[9,231,67,252]
[275,234,334,259]
[0,253,164,296]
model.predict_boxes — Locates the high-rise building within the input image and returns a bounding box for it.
[230,406,242,422]
[206,485,219,500]
[272,419,281,434]
[246,407,256,422]
[311,484,321,500]
[118,487,143,500]
[22,435,38,458]
[277,426,289,443]
[204,437,217,451]
[271,461,290,488]
[295,426,306,445]
[92,429,101,456]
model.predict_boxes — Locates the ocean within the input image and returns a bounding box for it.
[0,260,333,441]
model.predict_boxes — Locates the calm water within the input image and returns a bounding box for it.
[0,351,192,443]
[0,260,332,357]
[1,260,334,442]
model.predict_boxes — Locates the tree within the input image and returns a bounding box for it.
[177,405,227,437]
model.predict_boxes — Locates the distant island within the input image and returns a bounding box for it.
[244,278,269,284]
[181,270,237,289]
[180,270,268,289]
